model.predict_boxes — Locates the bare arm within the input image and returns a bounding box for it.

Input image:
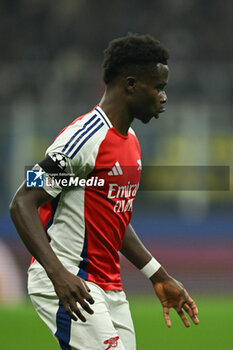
[9,181,94,322]
[121,224,199,327]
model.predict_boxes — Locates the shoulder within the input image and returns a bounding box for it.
[47,107,111,160]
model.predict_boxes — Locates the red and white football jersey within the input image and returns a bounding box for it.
[29,106,141,291]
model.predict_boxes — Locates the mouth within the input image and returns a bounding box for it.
[154,107,166,119]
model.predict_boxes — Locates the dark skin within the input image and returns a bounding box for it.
[10,62,199,327]
[10,183,94,322]
[100,63,169,135]
[122,225,199,328]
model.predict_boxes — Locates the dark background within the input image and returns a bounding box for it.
[0,0,232,301]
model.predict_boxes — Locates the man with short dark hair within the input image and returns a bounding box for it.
[10,33,199,350]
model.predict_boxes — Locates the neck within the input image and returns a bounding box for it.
[99,86,133,136]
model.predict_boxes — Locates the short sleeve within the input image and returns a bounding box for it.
[39,112,108,197]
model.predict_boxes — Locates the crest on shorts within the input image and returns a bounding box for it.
[104,336,119,349]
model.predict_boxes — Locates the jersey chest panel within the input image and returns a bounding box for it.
[83,128,141,289]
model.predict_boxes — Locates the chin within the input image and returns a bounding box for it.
[136,114,153,124]
[144,115,154,124]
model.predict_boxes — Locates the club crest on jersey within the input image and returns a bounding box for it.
[108,161,123,176]
[104,336,119,349]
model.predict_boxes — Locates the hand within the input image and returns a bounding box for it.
[153,277,199,328]
[50,268,95,322]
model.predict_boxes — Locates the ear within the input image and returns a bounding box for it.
[125,76,136,94]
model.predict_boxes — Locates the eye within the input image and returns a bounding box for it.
[156,84,166,91]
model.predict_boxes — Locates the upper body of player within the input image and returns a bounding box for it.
[10,33,199,328]
[28,104,141,293]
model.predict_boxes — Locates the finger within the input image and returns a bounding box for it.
[185,292,199,315]
[63,302,78,322]
[80,280,95,305]
[183,303,194,318]
[183,303,199,325]
[163,307,172,328]
[70,299,87,322]
[81,279,91,293]
[78,298,94,315]
[183,290,199,312]
[82,291,95,305]
[175,308,191,328]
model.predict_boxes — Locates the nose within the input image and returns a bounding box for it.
[159,91,167,103]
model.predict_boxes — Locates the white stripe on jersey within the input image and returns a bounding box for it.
[115,161,123,175]
[62,114,105,159]
[95,106,112,129]
[62,114,99,155]
[70,119,104,159]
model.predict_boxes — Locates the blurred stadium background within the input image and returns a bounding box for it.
[0,1,232,349]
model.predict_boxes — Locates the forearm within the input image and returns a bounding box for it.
[121,225,199,327]
[121,223,153,268]
[121,224,171,283]
[9,189,64,278]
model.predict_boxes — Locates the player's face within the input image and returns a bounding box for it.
[129,63,169,123]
